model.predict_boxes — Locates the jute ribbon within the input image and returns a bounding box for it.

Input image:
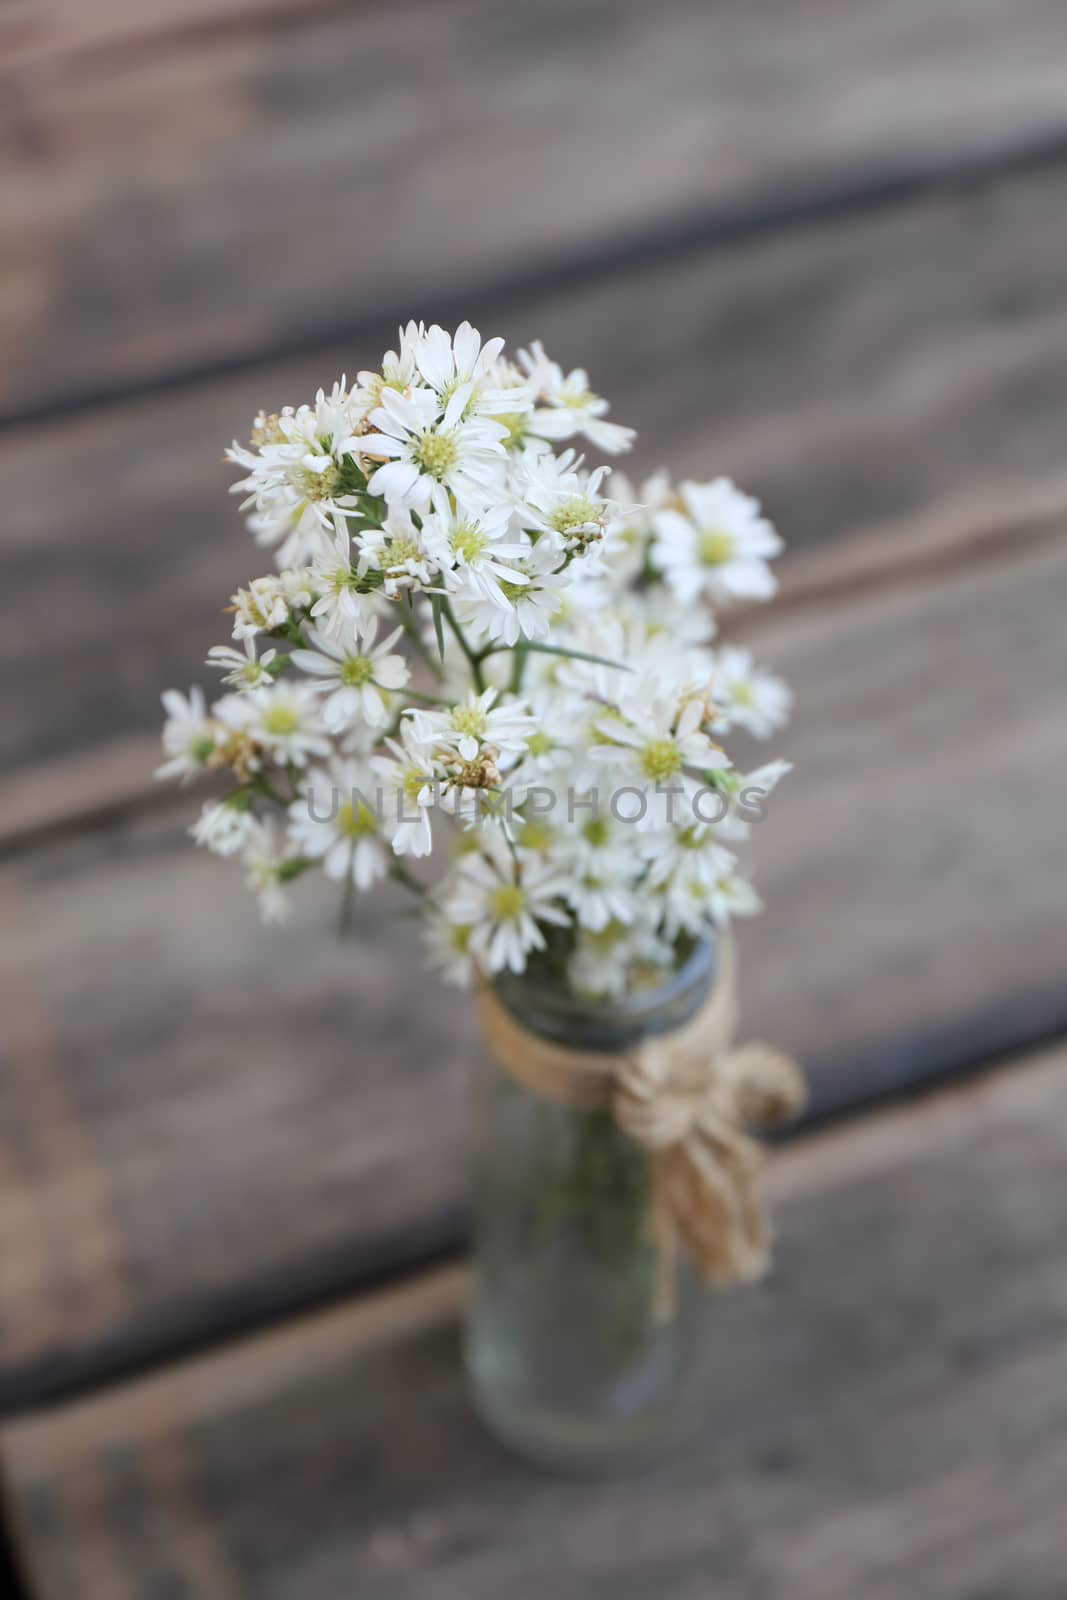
[477,936,805,1321]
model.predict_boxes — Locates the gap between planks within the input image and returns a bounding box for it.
[8,120,1067,437]
[2,468,1065,861]
[3,1037,1063,1468]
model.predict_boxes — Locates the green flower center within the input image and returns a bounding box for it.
[549,494,601,536]
[518,819,553,851]
[338,800,378,839]
[450,521,489,563]
[298,463,341,502]
[698,530,735,566]
[639,738,682,783]
[402,766,428,806]
[525,731,551,757]
[496,578,529,604]
[449,924,473,953]
[582,816,610,847]
[451,705,487,739]
[382,534,421,569]
[496,412,528,449]
[490,883,526,921]
[415,428,459,480]
[191,736,216,763]
[263,704,299,735]
[340,655,374,687]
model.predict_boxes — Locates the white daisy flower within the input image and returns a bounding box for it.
[711,758,793,841]
[597,469,673,589]
[516,446,622,556]
[288,760,389,892]
[230,571,313,640]
[705,870,762,926]
[305,516,376,634]
[226,379,364,563]
[711,645,793,738]
[206,636,277,692]
[241,818,292,924]
[369,722,442,858]
[421,502,531,606]
[443,851,571,975]
[518,341,635,455]
[191,799,256,856]
[350,321,423,420]
[355,505,439,598]
[558,814,640,933]
[641,824,738,895]
[348,384,507,511]
[424,910,476,988]
[238,682,331,767]
[567,912,673,1000]
[409,321,527,419]
[406,687,533,765]
[451,535,568,647]
[156,687,215,783]
[291,616,409,732]
[590,690,731,828]
[652,478,782,606]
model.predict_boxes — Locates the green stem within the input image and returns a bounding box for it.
[337,870,355,937]
[394,596,443,678]
[440,596,487,692]
[254,774,291,809]
[389,860,429,900]
[401,688,453,708]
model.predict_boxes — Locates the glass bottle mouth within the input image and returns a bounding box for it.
[490,936,716,1054]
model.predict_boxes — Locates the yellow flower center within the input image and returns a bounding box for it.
[639,738,682,783]
[298,463,341,502]
[582,817,610,847]
[415,428,459,480]
[382,534,421,569]
[496,412,528,449]
[402,766,427,806]
[490,883,526,921]
[337,800,378,839]
[698,530,735,566]
[451,705,487,739]
[549,494,601,536]
[450,520,489,563]
[518,819,553,851]
[262,704,299,735]
[340,655,374,687]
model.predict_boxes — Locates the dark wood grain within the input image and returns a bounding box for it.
[4,1048,1066,1599]
[5,0,1067,416]
[1,525,1064,1408]
[5,162,1067,782]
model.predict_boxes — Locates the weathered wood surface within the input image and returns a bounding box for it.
[5,0,1067,418]
[4,1048,1066,1599]
[1,524,1063,1408]
[5,162,1067,784]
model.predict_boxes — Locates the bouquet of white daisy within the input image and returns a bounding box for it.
[159,321,792,1000]
[159,321,801,1468]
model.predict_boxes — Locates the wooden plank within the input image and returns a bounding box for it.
[5,161,1067,782]
[5,1047,1067,1598]
[0,528,1064,1408]
[5,0,1067,416]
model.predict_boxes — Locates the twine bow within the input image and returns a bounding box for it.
[477,935,805,1321]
